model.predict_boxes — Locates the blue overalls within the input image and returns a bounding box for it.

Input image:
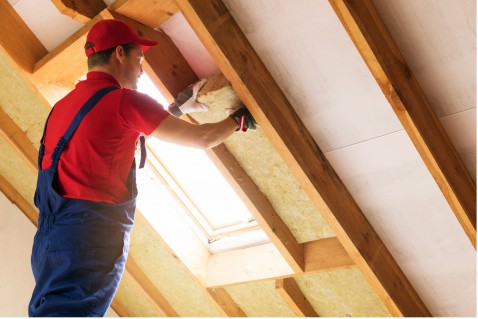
[29,86,137,316]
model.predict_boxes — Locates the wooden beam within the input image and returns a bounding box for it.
[207,243,294,288]
[125,256,179,316]
[207,238,354,287]
[304,237,355,272]
[0,0,48,72]
[32,11,105,104]
[108,0,179,29]
[0,173,38,226]
[275,278,318,317]
[32,8,196,103]
[206,143,304,272]
[0,106,38,170]
[207,288,246,317]
[328,0,476,248]
[175,0,430,316]
[50,0,106,23]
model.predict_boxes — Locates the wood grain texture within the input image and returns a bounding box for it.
[126,257,179,316]
[109,0,179,29]
[50,0,106,23]
[329,0,476,248]
[207,288,246,317]
[207,142,305,273]
[0,0,48,72]
[304,237,355,273]
[0,106,38,170]
[276,278,318,317]
[175,0,430,316]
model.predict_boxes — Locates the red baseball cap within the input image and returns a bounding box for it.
[85,19,157,57]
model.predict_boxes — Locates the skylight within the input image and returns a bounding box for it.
[135,73,270,254]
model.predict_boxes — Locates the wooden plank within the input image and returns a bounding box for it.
[109,0,179,29]
[207,243,294,288]
[304,237,355,272]
[109,10,198,98]
[51,0,106,23]
[275,278,318,317]
[328,0,476,248]
[206,238,354,287]
[0,0,48,72]
[32,11,105,104]
[32,8,196,103]
[175,0,430,316]
[0,173,38,226]
[0,106,38,170]
[126,257,179,316]
[207,288,246,317]
[207,143,304,272]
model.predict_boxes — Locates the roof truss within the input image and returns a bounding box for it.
[329,0,476,248]
[175,0,430,316]
[1,0,475,316]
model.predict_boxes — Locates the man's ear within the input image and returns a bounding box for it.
[114,46,125,63]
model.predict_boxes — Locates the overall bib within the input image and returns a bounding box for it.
[29,86,137,317]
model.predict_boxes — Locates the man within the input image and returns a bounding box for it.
[29,19,256,316]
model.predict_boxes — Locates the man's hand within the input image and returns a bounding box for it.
[169,79,208,117]
[228,106,257,132]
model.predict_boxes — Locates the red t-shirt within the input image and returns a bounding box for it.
[41,72,169,203]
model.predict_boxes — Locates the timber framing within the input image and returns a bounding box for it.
[175,0,430,316]
[328,0,476,248]
[0,0,48,73]
[51,0,107,23]
[2,0,474,316]
[275,278,318,317]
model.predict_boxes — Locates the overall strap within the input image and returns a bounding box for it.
[48,86,119,168]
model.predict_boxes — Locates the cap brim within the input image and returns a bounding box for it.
[139,39,158,52]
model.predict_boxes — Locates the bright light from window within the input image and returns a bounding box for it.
[137,73,168,107]
[135,73,270,254]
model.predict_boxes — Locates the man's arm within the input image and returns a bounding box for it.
[151,115,238,149]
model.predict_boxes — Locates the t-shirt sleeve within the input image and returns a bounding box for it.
[118,89,170,135]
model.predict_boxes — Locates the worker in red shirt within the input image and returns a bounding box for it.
[28,19,256,317]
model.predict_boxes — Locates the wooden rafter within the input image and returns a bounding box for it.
[0,172,38,226]
[207,238,354,288]
[0,106,38,170]
[108,0,179,29]
[50,0,106,23]
[126,257,179,316]
[304,237,354,273]
[206,143,304,272]
[328,0,476,248]
[31,8,196,104]
[0,0,48,72]
[275,278,318,317]
[207,288,246,317]
[175,0,430,316]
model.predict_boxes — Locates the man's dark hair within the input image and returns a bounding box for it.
[85,42,138,69]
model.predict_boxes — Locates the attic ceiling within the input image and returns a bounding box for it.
[0,0,476,317]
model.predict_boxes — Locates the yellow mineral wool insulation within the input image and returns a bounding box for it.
[0,48,49,149]
[114,270,166,317]
[295,269,391,317]
[194,74,334,242]
[0,138,37,206]
[225,280,296,317]
[129,215,223,317]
